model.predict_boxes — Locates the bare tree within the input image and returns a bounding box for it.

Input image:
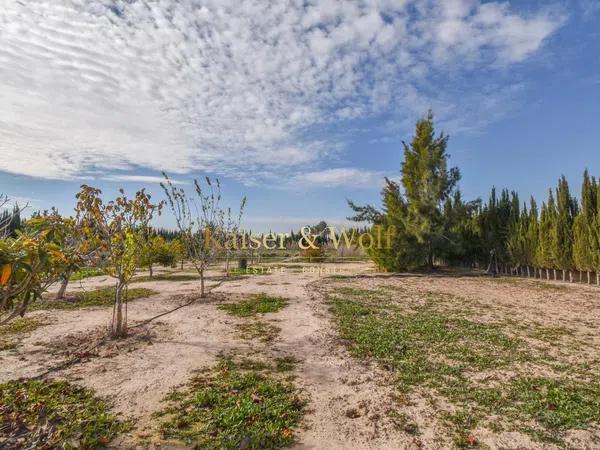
[161,174,246,297]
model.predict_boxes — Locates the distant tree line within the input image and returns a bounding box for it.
[350,112,600,283]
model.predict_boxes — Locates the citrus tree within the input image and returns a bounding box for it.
[75,185,162,337]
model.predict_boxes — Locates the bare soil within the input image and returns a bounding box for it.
[1,264,599,449]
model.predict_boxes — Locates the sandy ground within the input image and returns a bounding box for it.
[1,264,599,449]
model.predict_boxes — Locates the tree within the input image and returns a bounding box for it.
[349,112,460,271]
[1,215,70,325]
[553,176,577,281]
[401,111,461,268]
[75,186,162,337]
[536,191,557,279]
[573,171,597,283]
[161,174,246,297]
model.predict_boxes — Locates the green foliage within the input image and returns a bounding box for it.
[157,357,304,449]
[0,379,130,449]
[218,294,288,317]
[1,213,76,325]
[351,111,461,271]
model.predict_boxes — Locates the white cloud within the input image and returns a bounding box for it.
[0,0,564,182]
[100,174,185,185]
[289,167,385,189]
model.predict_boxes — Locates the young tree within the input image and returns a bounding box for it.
[75,186,162,337]
[161,175,246,297]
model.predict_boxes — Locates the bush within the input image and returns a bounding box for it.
[238,257,248,270]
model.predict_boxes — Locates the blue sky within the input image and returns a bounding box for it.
[1,0,599,232]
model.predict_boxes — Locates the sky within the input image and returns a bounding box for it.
[1,0,599,232]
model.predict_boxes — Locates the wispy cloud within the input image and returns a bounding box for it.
[0,1,564,183]
[288,168,385,189]
[100,174,186,185]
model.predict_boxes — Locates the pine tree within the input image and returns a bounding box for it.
[400,111,460,268]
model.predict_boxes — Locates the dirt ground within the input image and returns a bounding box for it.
[1,263,599,449]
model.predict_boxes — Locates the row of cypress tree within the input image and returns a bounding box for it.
[349,112,600,283]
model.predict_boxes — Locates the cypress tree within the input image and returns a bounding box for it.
[573,171,596,283]
[526,198,539,277]
[554,176,577,281]
[537,191,557,279]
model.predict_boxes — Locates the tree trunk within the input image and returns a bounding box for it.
[111,282,126,338]
[588,271,591,284]
[55,272,71,300]
[526,266,530,278]
[181,259,184,270]
[149,264,153,278]
[553,268,557,280]
[200,269,205,298]
[569,271,573,283]
[562,270,566,282]
[546,269,550,281]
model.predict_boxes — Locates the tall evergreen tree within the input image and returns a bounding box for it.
[573,171,596,282]
[400,111,460,268]
[537,190,557,279]
[553,176,577,280]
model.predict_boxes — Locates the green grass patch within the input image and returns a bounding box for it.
[157,356,305,449]
[36,287,157,310]
[327,284,600,445]
[69,267,105,281]
[218,294,288,317]
[0,379,130,448]
[0,318,46,351]
[132,274,199,283]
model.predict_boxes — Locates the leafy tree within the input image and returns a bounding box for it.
[74,186,162,337]
[1,215,71,325]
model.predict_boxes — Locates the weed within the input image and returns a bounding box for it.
[218,294,288,317]
[0,318,46,351]
[0,379,130,449]
[35,287,157,310]
[236,321,281,343]
[157,357,305,449]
